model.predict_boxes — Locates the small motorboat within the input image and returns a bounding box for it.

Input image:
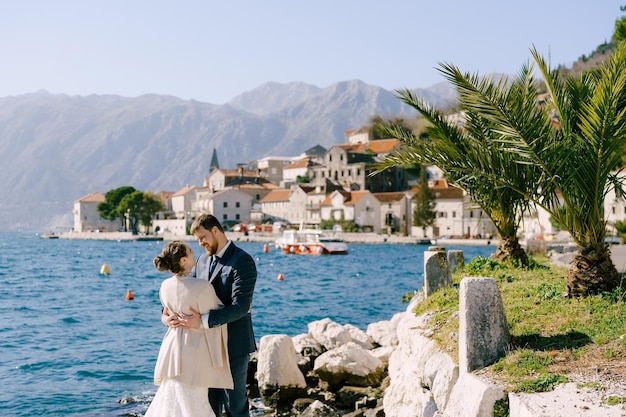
[275,229,348,255]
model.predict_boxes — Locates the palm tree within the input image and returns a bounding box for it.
[377,68,540,266]
[383,41,626,296]
[495,44,626,296]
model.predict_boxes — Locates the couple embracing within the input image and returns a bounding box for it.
[146,213,257,417]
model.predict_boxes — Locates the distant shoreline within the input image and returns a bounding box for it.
[51,231,499,246]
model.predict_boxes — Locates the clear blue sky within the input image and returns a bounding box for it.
[0,1,620,104]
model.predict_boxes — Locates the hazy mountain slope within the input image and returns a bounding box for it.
[228,81,323,114]
[0,81,456,232]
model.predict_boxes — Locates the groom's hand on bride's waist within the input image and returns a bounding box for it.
[178,306,201,329]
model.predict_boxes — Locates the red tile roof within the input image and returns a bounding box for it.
[373,192,407,203]
[284,159,310,169]
[260,189,291,203]
[330,139,400,155]
[172,185,196,197]
[77,192,105,203]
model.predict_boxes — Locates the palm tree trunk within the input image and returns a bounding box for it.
[567,244,621,297]
[493,236,528,266]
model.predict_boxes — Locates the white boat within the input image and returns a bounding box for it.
[275,229,348,255]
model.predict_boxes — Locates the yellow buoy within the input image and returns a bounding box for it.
[100,263,110,275]
[125,289,134,300]
[277,272,284,281]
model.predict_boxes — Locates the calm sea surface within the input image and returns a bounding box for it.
[0,232,495,416]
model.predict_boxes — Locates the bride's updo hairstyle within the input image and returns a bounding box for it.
[153,240,188,274]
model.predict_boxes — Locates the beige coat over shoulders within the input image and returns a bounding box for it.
[153,275,233,389]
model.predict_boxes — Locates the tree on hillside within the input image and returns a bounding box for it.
[413,166,437,238]
[368,115,414,140]
[98,186,137,231]
[614,6,626,42]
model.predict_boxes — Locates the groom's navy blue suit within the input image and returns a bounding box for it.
[195,241,257,417]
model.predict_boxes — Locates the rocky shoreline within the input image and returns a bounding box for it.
[242,243,626,417]
[247,296,626,417]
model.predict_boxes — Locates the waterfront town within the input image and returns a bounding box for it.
[69,127,626,241]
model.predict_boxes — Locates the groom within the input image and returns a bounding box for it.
[175,213,257,417]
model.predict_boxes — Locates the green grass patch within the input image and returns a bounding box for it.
[515,373,570,393]
[578,381,604,390]
[607,396,626,406]
[492,349,553,377]
[411,255,626,391]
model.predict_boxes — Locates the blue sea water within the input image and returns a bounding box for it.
[0,232,495,416]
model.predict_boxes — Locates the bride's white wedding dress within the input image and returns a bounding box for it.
[144,274,232,417]
[144,378,215,417]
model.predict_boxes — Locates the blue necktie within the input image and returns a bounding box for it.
[209,255,219,277]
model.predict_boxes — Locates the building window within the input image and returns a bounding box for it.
[223,213,228,220]
[223,202,228,208]
[256,194,260,200]
[470,211,474,218]
[452,211,456,218]
[236,202,240,208]
[236,214,240,220]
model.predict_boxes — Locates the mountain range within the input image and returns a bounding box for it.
[0,79,458,232]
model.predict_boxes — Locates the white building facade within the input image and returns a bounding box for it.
[72,192,118,233]
[321,190,382,233]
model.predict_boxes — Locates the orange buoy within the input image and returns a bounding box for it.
[125,289,134,300]
[100,263,110,275]
[277,272,284,281]
[263,244,269,253]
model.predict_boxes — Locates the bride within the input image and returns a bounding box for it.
[146,241,232,417]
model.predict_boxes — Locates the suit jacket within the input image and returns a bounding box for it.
[154,275,233,389]
[195,242,257,357]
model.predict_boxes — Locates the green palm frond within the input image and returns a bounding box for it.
[375,72,538,244]
[527,43,626,246]
[378,40,626,258]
